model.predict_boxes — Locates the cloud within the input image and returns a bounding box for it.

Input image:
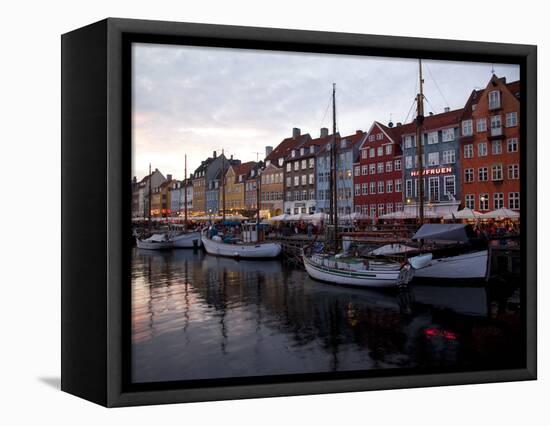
[132,43,520,180]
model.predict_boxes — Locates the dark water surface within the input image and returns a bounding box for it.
[131,248,523,384]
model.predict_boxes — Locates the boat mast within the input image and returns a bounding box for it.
[256,165,261,241]
[331,83,339,251]
[416,59,425,224]
[184,154,188,230]
[221,149,226,222]
[148,162,152,233]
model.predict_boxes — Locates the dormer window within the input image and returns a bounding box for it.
[291,150,296,158]
[278,158,283,166]
[300,147,305,156]
[488,90,501,110]
[309,146,314,154]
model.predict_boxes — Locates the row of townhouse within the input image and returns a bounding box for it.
[131,73,520,219]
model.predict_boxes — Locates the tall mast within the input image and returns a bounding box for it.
[148,163,152,233]
[184,154,188,230]
[221,149,226,222]
[416,59,425,224]
[256,165,261,240]
[331,83,339,251]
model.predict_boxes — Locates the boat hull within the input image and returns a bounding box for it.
[201,234,281,258]
[414,250,488,280]
[303,255,410,288]
[136,237,173,250]
[171,232,202,248]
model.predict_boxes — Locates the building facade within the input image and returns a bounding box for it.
[401,109,462,217]
[133,168,165,217]
[460,75,520,212]
[244,162,261,216]
[222,162,254,214]
[259,162,284,217]
[353,122,403,217]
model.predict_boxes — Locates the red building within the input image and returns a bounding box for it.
[353,122,404,217]
[460,75,520,212]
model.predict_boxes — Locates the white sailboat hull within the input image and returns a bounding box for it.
[303,255,411,288]
[171,232,202,248]
[136,237,173,250]
[201,234,281,258]
[414,250,488,279]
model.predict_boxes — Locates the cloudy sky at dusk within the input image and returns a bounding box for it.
[132,43,519,181]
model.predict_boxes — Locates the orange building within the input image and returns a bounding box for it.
[460,75,520,212]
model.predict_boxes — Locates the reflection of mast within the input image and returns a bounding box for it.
[219,267,228,354]
[416,59,425,224]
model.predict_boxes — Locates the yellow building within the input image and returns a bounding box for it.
[221,162,254,214]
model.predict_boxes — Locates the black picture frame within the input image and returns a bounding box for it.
[61,17,537,407]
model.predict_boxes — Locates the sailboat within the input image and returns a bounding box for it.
[302,84,415,288]
[136,163,174,250]
[201,150,282,259]
[171,155,201,248]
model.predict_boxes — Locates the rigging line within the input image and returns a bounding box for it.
[425,63,450,109]
[404,97,417,124]
[319,90,333,130]
[423,94,438,115]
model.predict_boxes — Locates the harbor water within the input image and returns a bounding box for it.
[131,248,523,384]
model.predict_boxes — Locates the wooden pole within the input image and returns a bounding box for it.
[416,59,425,225]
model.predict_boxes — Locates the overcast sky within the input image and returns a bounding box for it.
[132,43,519,181]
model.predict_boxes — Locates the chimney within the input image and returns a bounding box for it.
[444,107,450,113]
[320,127,329,138]
[292,127,301,138]
[230,154,233,160]
[356,130,362,135]
[132,176,137,184]
[213,150,217,158]
[429,112,434,116]
[396,122,402,127]
[265,146,273,157]
[167,174,172,181]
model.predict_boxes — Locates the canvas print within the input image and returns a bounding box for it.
[130,43,523,385]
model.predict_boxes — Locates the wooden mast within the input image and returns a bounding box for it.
[184,154,188,230]
[256,165,261,241]
[221,149,226,222]
[331,83,339,251]
[148,162,152,233]
[416,59,425,224]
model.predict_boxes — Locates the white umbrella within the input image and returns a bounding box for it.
[307,212,329,222]
[481,208,520,219]
[443,208,482,220]
[287,213,306,221]
[270,214,290,222]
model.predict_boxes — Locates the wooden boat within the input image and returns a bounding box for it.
[136,233,173,250]
[201,230,281,259]
[170,231,202,248]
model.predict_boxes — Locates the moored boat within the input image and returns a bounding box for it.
[171,231,202,248]
[201,230,281,259]
[136,233,174,250]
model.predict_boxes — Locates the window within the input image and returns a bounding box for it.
[369,148,375,158]
[488,90,501,109]
[378,204,385,216]
[301,175,307,185]
[386,161,393,172]
[478,142,488,156]
[378,181,384,193]
[464,144,474,159]
[492,140,502,155]
[476,118,487,133]
[444,175,456,197]
[509,192,520,210]
[427,152,440,166]
[301,159,307,170]
[492,164,503,181]
[428,177,440,201]
[465,194,475,210]
[395,179,402,192]
[427,131,439,145]
[464,168,474,183]
[286,163,291,172]
[479,193,489,211]
[377,162,384,173]
[506,112,518,127]
[386,180,393,193]
[394,159,402,170]
[294,161,299,171]
[376,133,384,140]
[291,150,296,158]
[362,205,369,214]
[308,173,314,185]
[442,149,456,164]
[361,165,368,175]
[286,177,291,187]
[286,191,292,201]
[377,146,383,156]
[405,156,413,169]
[508,164,519,179]
[361,183,368,195]
[309,158,315,168]
[361,149,368,159]
[478,167,488,181]
[369,135,375,142]
[369,164,376,174]
[507,138,518,152]
[490,115,502,136]
[370,205,376,217]
[405,179,412,198]
[355,205,361,213]
[386,203,394,213]
[294,176,299,186]
[395,202,403,211]
[370,182,376,194]
[493,193,504,209]
[442,128,455,142]
[300,148,304,156]
[404,135,413,148]
[354,166,360,176]
[462,120,473,136]
[385,145,392,155]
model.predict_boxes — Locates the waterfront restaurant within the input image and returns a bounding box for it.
[401,108,463,218]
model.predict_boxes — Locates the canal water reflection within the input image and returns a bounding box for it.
[131,248,523,384]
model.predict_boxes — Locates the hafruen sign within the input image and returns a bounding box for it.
[411,166,453,177]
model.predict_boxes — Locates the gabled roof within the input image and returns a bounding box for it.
[265,133,311,162]
[231,161,256,183]
[462,75,520,119]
